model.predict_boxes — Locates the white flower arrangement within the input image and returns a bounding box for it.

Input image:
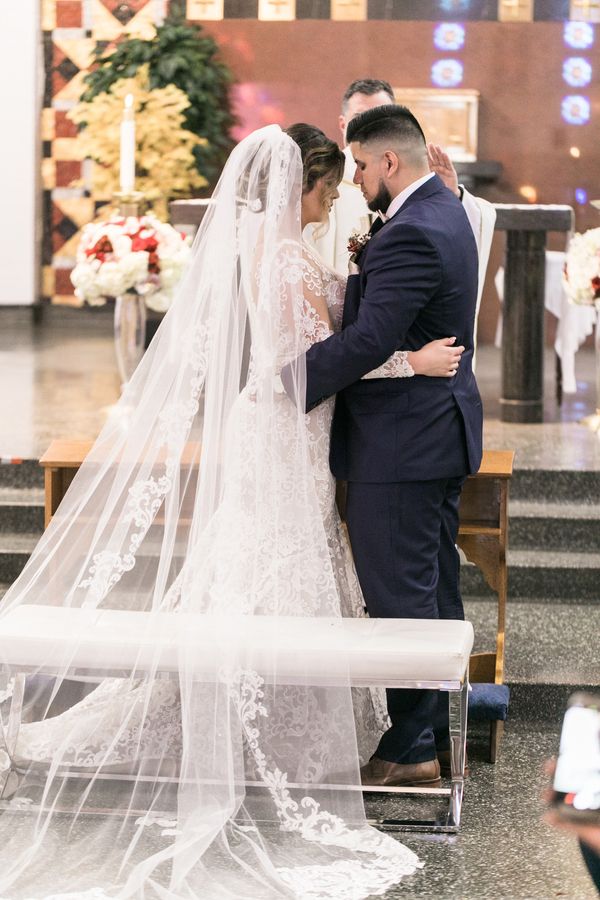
[563,227,600,308]
[71,213,191,313]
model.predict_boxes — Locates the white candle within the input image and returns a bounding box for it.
[119,93,135,195]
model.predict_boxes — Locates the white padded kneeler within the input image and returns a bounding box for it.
[0,606,473,687]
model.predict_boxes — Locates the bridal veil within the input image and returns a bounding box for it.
[0,125,420,899]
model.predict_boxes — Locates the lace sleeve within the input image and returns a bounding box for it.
[301,241,346,332]
[362,350,414,380]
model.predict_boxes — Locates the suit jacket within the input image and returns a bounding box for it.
[302,173,482,483]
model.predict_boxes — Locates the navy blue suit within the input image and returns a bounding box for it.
[301,174,482,763]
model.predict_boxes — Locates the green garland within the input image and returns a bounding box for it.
[81,3,236,187]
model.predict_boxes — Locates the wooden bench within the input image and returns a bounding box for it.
[0,609,473,832]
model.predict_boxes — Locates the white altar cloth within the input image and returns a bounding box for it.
[495,250,596,394]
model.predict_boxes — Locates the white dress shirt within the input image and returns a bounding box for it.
[383,172,435,220]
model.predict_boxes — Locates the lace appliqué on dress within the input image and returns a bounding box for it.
[232,670,421,900]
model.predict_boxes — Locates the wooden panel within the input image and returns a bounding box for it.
[469,651,497,683]
[459,478,502,528]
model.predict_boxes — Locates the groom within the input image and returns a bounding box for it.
[289,104,482,786]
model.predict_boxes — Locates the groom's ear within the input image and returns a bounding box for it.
[338,115,347,141]
[382,150,400,178]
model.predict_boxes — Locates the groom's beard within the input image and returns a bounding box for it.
[367,179,393,214]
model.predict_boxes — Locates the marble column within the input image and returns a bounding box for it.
[494,205,574,424]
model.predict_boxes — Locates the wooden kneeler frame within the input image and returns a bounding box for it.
[458,450,514,762]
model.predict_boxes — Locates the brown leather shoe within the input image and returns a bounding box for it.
[437,749,469,777]
[360,756,441,788]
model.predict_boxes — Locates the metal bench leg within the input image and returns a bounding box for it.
[447,678,469,830]
[366,680,469,834]
[0,673,25,798]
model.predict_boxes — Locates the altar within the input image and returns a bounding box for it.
[495,249,596,399]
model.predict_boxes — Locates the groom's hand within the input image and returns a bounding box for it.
[427,144,460,198]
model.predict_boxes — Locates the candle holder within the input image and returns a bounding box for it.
[113,191,147,218]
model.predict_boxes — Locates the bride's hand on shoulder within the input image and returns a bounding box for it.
[408,337,464,377]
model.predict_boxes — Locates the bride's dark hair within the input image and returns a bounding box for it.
[285,123,345,193]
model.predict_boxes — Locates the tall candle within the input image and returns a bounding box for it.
[119,93,135,195]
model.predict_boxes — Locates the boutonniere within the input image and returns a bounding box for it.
[347,230,371,264]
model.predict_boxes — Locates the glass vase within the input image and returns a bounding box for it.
[113,293,146,386]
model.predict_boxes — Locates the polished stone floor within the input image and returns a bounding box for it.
[0,306,599,899]
[1,306,599,469]
[0,308,121,460]
[372,717,598,899]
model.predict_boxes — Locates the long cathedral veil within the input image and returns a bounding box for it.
[0,125,420,899]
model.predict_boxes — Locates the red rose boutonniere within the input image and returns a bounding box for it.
[347,230,371,264]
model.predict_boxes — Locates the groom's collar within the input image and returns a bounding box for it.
[382,172,435,221]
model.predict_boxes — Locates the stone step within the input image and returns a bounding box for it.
[510,467,600,503]
[509,499,600,552]
[0,533,39,583]
[0,460,43,490]
[464,596,600,687]
[0,488,45,534]
[461,548,600,600]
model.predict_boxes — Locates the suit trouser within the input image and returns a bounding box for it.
[345,476,466,764]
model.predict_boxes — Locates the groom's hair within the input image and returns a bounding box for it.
[346,104,427,168]
[342,79,394,113]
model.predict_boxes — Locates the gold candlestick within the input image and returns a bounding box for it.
[113,191,147,218]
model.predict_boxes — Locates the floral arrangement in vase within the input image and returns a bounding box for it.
[70,213,191,313]
[563,226,600,307]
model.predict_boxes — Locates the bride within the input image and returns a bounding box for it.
[0,124,461,900]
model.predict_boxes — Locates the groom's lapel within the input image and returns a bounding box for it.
[343,177,445,328]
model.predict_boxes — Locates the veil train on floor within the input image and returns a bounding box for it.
[0,125,420,899]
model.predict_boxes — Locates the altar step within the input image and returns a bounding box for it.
[0,460,598,600]
[510,467,600,504]
[461,547,600,600]
[0,460,43,490]
[509,499,600,552]
[0,488,45,534]
[0,463,45,582]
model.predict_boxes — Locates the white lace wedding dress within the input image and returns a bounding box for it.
[12,240,414,777]
[1,125,426,900]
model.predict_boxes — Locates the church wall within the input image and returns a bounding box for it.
[38,7,598,344]
[200,19,600,343]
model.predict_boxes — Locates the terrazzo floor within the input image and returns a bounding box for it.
[0,307,599,899]
[371,718,598,899]
[1,306,600,470]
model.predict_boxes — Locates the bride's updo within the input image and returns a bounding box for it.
[284,124,345,194]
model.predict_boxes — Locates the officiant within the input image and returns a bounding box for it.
[308,78,496,353]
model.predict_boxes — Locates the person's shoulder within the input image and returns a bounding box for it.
[368,220,439,260]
